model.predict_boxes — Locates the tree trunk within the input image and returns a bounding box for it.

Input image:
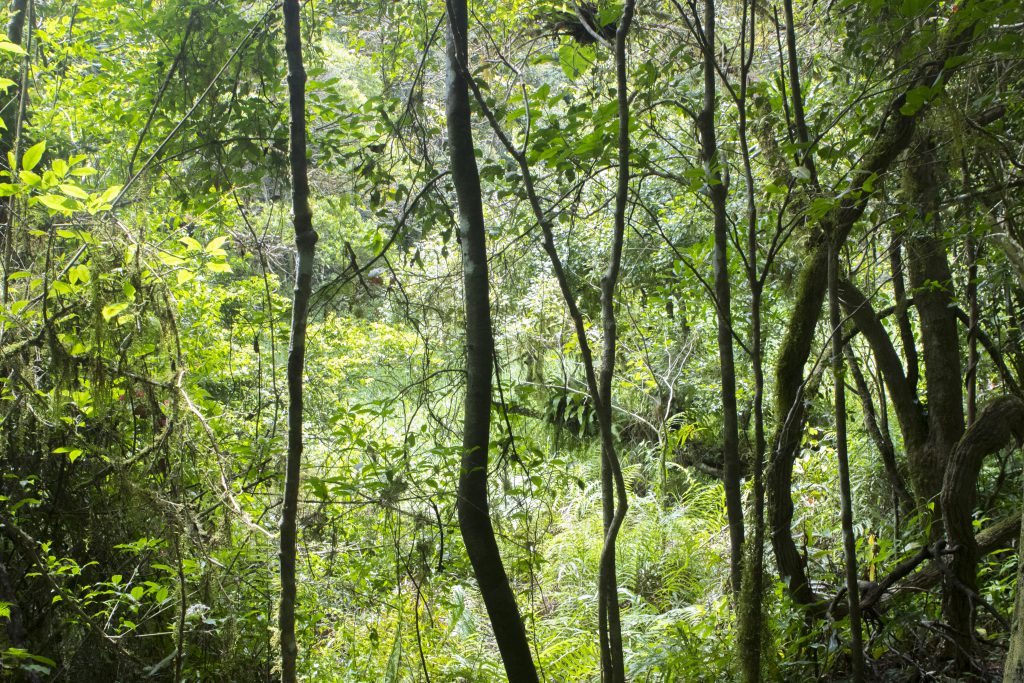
[766,16,973,607]
[596,5,635,680]
[904,135,965,506]
[940,396,1024,670]
[698,0,744,597]
[0,0,29,308]
[278,2,318,680]
[445,2,540,680]
[828,242,865,681]
[844,345,915,514]
[1004,494,1024,683]
[889,234,919,394]
[736,2,766,677]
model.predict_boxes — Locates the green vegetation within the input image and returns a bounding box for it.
[1,0,1023,681]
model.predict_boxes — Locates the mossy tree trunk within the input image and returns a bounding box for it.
[941,396,1024,671]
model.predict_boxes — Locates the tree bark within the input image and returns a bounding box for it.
[736,2,766,677]
[829,243,865,681]
[844,345,915,514]
[595,5,635,680]
[1004,494,1024,683]
[889,234,919,394]
[0,0,29,308]
[904,135,965,506]
[940,396,1024,670]
[767,23,974,604]
[696,0,744,598]
[838,278,928,463]
[278,2,318,681]
[445,2,540,681]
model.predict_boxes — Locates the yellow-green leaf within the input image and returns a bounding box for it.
[37,194,77,214]
[59,184,89,199]
[22,141,45,172]
[205,236,228,253]
[207,260,232,273]
[97,184,122,205]
[176,269,195,285]
[0,41,26,55]
[157,252,185,267]
[179,236,202,252]
[101,302,130,320]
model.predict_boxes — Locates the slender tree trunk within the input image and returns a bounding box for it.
[596,5,635,680]
[844,345,914,513]
[445,2,540,680]
[697,0,744,597]
[889,234,919,394]
[966,237,979,425]
[1004,483,1024,683]
[452,13,631,677]
[278,2,317,680]
[829,242,865,681]
[782,0,818,187]
[736,3,766,675]
[0,0,29,309]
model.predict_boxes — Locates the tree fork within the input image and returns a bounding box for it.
[766,15,975,606]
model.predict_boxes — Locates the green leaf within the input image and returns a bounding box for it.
[37,194,78,214]
[384,621,402,683]
[59,184,89,199]
[0,41,26,55]
[158,252,185,267]
[101,302,130,320]
[18,170,40,186]
[130,586,144,601]
[22,141,45,172]
[205,236,228,253]
[900,85,934,116]
[88,185,122,213]
[68,265,90,285]
[558,43,596,80]
[179,236,202,252]
[307,478,329,500]
[176,269,195,285]
[206,261,232,273]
